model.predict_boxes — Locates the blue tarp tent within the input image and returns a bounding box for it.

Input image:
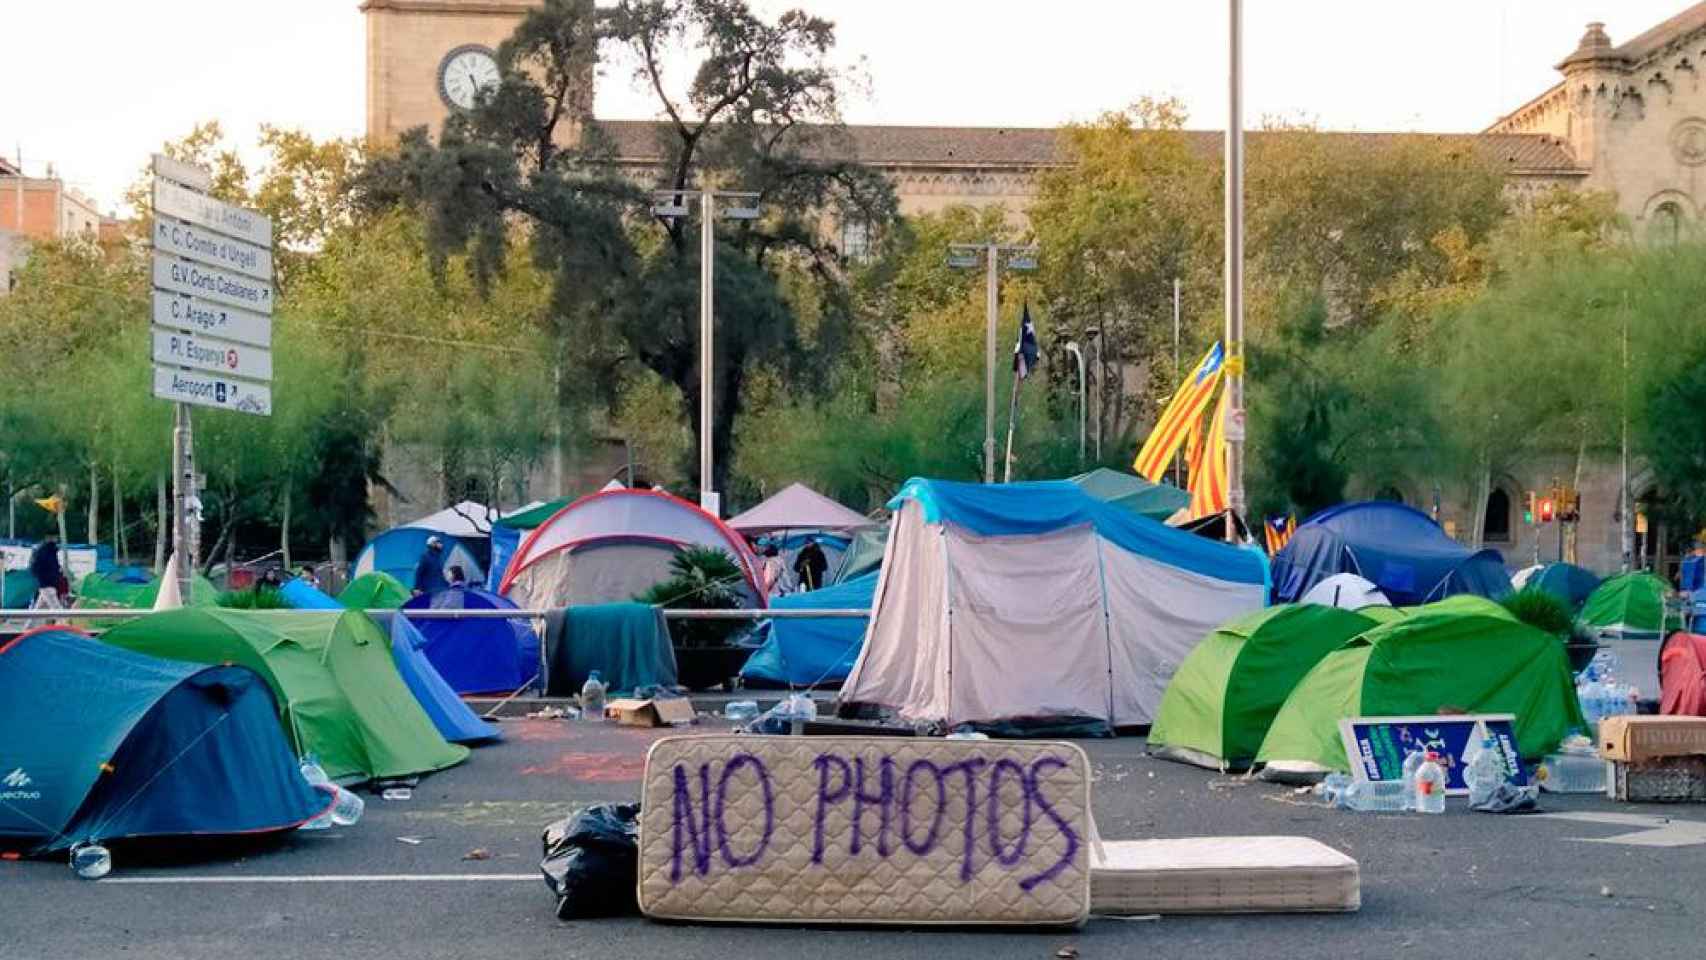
[1271,501,1513,606]
[1529,562,1601,611]
[353,527,484,593]
[486,523,523,592]
[841,478,1269,728]
[741,573,876,687]
[372,614,502,744]
[401,588,540,695]
[0,627,327,853]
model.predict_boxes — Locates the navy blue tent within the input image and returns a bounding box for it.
[1271,501,1512,606]
[1530,562,1601,611]
[740,573,876,687]
[0,627,327,853]
[372,614,502,744]
[402,588,540,695]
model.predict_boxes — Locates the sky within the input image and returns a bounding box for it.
[6,0,1692,214]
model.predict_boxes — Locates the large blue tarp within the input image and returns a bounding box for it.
[0,628,326,853]
[486,523,523,592]
[372,614,502,744]
[401,588,540,695]
[889,477,1268,585]
[1271,501,1513,606]
[740,573,876,687]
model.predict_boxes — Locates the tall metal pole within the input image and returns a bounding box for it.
[1172,277,1182,487]
[1223,0,1248,540]
[699,190,715,512]
[1621,298,1632,573]
[1066,342,1086,464]
[172,402,194,598]
[984,242,998,483]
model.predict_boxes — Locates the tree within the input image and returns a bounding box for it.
[360,0,898,493]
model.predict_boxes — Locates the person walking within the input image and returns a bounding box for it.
[413,536,449,597]
[28,537,65,609]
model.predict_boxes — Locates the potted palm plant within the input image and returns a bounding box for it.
[636,546,754,690]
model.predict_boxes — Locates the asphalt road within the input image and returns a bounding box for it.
[6,717,1705,960]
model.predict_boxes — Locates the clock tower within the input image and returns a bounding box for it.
[361,0,592,142]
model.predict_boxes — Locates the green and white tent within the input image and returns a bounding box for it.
[1580,572,1671,640]
[1256,601,1584,778]
[100,608,468,782]
[1149,604,1383,770]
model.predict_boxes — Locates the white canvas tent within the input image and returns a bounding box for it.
[404,501,496,538]
[727,483,873,534]
[840,479,1269,729]
[1299,572,1390,610]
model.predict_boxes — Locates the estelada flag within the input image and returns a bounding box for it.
[1134,342,1224,482]
[1188,387,1230,520]
[1264,514,1296,556]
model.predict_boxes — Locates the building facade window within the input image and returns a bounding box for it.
[839,219,872,262]
[1650,201,1684,245]
[1483,487,1512,543]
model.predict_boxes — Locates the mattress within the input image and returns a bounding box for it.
[637,735,1093,926]
[1090,836,1360,915]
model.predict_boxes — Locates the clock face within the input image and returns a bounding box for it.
[438,45,500,111]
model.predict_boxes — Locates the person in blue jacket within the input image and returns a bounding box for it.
[413,536,448,596]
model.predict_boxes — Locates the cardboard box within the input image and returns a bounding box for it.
[604,697,696,727]
[1599,716,1706,763]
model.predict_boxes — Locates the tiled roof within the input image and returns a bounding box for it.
[1615,1,1706,63]
[592,119,1582,176]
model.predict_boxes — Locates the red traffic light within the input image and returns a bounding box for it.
[1539,498,1556,523]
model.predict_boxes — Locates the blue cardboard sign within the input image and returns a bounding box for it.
[1338,714,1527,796]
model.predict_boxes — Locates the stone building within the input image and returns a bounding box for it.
[359,0,1705,572]
[0,155,109,294]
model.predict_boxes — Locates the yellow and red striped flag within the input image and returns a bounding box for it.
[1184,406,1208,493]
[1188,387,1230,520]
[1264,514,1296,556]
[1133,342,1225,482]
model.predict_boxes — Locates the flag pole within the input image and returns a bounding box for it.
[1003,370,1022,483]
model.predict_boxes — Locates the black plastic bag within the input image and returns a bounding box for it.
[540,802,641,919]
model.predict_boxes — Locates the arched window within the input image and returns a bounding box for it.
[1650,201,1684,245]
[1483,488,1512,543]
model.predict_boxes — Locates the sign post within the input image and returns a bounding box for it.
[149,155,274,598]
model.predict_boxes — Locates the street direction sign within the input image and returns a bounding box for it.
[152,253,273,315]
[153,178,273,247]
[151,326,273,381]
[153,366,273,416]
[151,290,272,347]
[151,154,212,193]
[152,218,272,281]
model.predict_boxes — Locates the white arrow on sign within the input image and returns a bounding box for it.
[151,327,272,381]
[153,179,272,247]
[152,253,272,316]
[153,218,272,281]
[151,291,271,347]
[153,366,272,417]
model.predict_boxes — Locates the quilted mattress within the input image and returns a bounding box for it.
[637,735,1093,925]
[1090,836,1360,915]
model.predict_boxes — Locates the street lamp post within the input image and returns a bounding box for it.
[652,188,761,517]
[947,242,1037,482]
[1223,0,1248,539]
[1064,342,1087,464]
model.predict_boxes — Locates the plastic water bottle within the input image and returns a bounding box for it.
[1342,779,1409,812]
[298,757,336,831]
[1400,747,1427,811]
[946,723,989,740]
[580,670,607,721]
[1314,772,1352,807]
[781,693,818,721]
[1464,736,1506,806]
[329,785,365,826]
[1541,735,1608,793]
[722,700,759,722]
[68,841,111,880]
[1415,752,1447,814]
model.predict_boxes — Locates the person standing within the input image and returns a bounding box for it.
[793,537,828,593]
[760,542,790,597]
[413,536,449,597]
[28,537,65,609]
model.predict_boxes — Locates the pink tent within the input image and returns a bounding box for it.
[498,489,765,609]
[727,483,873,534]
[1661,632,1706,717]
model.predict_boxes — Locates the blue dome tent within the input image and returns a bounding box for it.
[402,587,540,695]
[353,527,484,593]
[0,628,327,854]
[1271,501,1513,607]
[740,572,878,688]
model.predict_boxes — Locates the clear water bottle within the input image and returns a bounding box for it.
[1400,747,1427,811]
[722,700,760,721]
[946,723,989,740]
[329,785,365,826]
[580,670,607,721]
[298,757,336,831]
[69,841,111,880]
[1343,779,1409,812]
[781,692,819,721]
[1464,736,1506,806]
[1415,751,1447,814]
[1314,772,1352,807]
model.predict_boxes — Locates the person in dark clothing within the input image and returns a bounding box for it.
[793,538,828,593]
[413,536,449,596]
[28,538,65,608]
[447,564,467,588]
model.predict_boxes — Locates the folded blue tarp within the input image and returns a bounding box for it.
[371,613,501,744]
[740,573,877,687]
[542,602,677,697]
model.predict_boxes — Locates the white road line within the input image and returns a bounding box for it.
[1536,811,1706,847]
[101,873,537,885]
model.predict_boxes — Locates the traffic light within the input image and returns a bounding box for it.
[1524,491,1536,525]
[1538,498,1556,523]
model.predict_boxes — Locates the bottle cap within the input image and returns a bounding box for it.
[1425,750,1439,760]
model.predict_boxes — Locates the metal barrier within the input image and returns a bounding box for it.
[0,606,870,621]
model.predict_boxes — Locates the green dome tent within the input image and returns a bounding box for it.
[99,608,467,782]
[1581,572,1671,639]
[75,571,219,610]
[1148,605,1382,770]
[339,571,412,610]
[1255,603,1584,778]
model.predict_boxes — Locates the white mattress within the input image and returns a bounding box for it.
[1091,836,1360,915]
